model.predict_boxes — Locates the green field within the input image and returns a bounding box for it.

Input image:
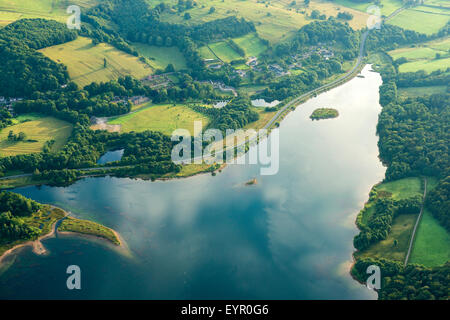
[376,177,423,200]
[0,0,97,26]
[410,209,450,267]
[59,216,120,246]
[208,41,242,62]
[108,103,210,136]
[132,43,187,71]
[156,0,310,43]
[233,33,268,57]
[388,38,450,73]
[398,85,447,98]
[0,115,73,157]
[387,8,449,35]
[332,0,403,16]
[39,37,152,87]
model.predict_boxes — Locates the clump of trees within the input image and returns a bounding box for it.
[0,192,42,243]
[354,196,422,250]
[7,131,27,142]
[352,258,449,300]
[0,19,77,98]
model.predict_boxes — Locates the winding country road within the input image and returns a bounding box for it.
[404,177,428,266]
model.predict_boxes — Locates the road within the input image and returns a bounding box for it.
[404,177,428,266]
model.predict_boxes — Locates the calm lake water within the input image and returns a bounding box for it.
[0,65,385,299]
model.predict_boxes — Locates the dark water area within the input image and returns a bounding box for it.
[96,149,124,164]
[0,66,384,299]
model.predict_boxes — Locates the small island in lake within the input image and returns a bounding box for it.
[310,108,339,120]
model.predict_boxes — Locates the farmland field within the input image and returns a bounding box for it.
[39,37,152,87]
[132,43,188,71]
[332,0,403,16]
[376,177,423,200]
[232,33,268,57]
[410,209,450,267]
[155,0,310,43]
[208,41,242,62]
[0,115,73,157]
[387,8,449,35]
[398,85,447,98]
[108,103,210,136]
[397,57,450,73]
[0,0,97,26]
[388,38,450,73]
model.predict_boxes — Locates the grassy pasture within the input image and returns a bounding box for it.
[132,43,188,71]
[376,177,423,200]
[397,57,450,73]
[108,103,210,136]
[39,37,152,87]
[0,0,97,26]
[0,115,72,157]
[305,0,369,29]
[332,0,403,16]
[59,216,120,246]
[232,33,268,57]
[208,41,241,62]
[398,85,447,98]
[155,0,310,43]
[423,0,450,8]
[412,5,450,15]
[388,38,450,73]
[387,8,449,35]
[410,208,450,267]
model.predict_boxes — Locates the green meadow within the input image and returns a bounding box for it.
[39,37,152,87]
[108,103,210,136]
[389,38,450,73]
[398,85,447,98]
[410,209,450,267]
[332,0,403,16]
[208,41,242,62]
[376,177,423,200]
[387,8,449,35]
[0,0,97,26]
[233,33,268,57]
[0,114,73,157]
[132,43,188,71]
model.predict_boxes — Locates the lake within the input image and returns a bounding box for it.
[0,65,385,299]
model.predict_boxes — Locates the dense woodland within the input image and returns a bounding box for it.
[353,258,449,300]
[0,192,41,243]
[0,19,76,97]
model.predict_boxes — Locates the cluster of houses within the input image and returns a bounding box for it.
[0,97,22,115]
[141,73,173,89]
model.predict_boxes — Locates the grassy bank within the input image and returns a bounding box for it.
[59,217,120,246]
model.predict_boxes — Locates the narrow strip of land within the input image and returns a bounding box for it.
[404,177,428,266]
